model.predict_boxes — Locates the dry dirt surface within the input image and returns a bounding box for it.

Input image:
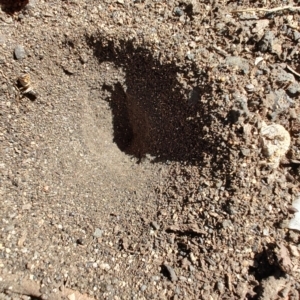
[1,0,300,299]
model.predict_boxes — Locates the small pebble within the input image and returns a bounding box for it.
[275,68,295,85]
[258,31,275,52]
[222,219,233,229]
[225,56,249,74]
[255,57,264,66]
[186,51,194,60]
[26,0,38,9]
[189,265,195,272]
[241,148,251,157]
[189,41,196,48]
[189,252,197,263]
[67,293,76,300]
[93,228,103,238]
[245,83,255,92]
[289,244,299,257]
[293,30,300,42]
[163,264,177,282]
[140,285,147,292]
[287,83,300,96]
[150,221,160,230]
[100,263,110,271]
[263,228,269,236]
[217,281,225,293]
[80,53,88,64]
[14,45,26,60]
[151,275,160,282]
[174,7,184,16]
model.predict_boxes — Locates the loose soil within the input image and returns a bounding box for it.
[0,0,300,299]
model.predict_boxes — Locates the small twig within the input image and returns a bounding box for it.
[211,45,228,57]
[286,65,300,78]
[0,70,8,81]
[232,5,300,14]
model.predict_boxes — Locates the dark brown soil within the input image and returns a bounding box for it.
[0,0,300,299]
[0,0,29,13]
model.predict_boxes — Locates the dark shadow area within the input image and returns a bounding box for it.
[86,34,231,170]
[102,82,136,153]
[160,264,176,282]
[248,243,286,299]
[0,0,28,13]
[249,244,284,282]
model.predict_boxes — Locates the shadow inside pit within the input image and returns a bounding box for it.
[87,35,230,168]
[0,0,29,13]
[249,244,284,282]
[248,244,286,300]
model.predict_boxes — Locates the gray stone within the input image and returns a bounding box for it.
[287,82,300,96]
[241,148,250,157]
[93,228,103,238]
[232,92,249,115]
[216,281,225,293]
[225,56,249,74]
[189,265,195,272]
[258,31,275,52]
[293,30,300,42]
[215,22,226,32]
[163,264,177,282]
[151,275,160,282]
[80,53,88,64]
[239,13,259,20]
[14,45,26,60]
[275,68,295,85]
[140,285,147,292]
[24,0,36,10]
[265,89,293,119]
[245,83,255,92]
[186,51,195,61]
[222,219,233,229]
[263,228,269,236]
[174,7,184,16]
[150,221,160,230]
